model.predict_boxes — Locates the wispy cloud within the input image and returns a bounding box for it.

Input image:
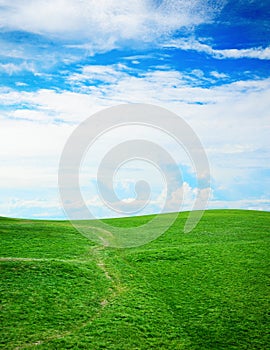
[0,0,225,51]
[165,38,270,60]
[68,64,129,86]
[0,61,36,74]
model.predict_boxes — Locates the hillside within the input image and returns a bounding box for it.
[0,210,269,349]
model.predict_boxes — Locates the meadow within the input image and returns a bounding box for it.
[0,209,269,349]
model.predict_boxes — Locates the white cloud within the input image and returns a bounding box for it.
[165,38,270,60]
[1,66,270,217]
[0,118,72,157]
[0,62,36,74]
[1,1,269,218]
[0,119,73,190]
[0,196,64,219]
[8,198,60,210]
[164,182,195,211]
[208,199,270,212]
[83,181,211,218]
[68,64,129,85]
[0,0,225,51]
[213,47,270,60]
[210,71,228,79]
[1,71,270,158]
[0,88,109,123]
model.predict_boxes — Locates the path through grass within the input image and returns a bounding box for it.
[0,210,269,349]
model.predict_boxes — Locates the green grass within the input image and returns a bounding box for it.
[0,210,269,349]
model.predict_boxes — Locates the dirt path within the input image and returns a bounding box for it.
[3,247,127,349]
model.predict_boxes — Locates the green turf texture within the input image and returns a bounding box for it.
[0,210,269,349]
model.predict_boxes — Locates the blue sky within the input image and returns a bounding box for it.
[0,0,269,219]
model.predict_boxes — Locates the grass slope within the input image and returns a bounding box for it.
[0,210,269,349]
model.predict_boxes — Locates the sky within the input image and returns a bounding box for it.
[0,0,269,219]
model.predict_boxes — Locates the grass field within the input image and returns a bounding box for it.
[0,209,269,349]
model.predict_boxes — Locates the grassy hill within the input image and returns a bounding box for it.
[0,210,269,349]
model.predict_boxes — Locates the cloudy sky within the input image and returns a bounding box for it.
[0,0,269,219]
